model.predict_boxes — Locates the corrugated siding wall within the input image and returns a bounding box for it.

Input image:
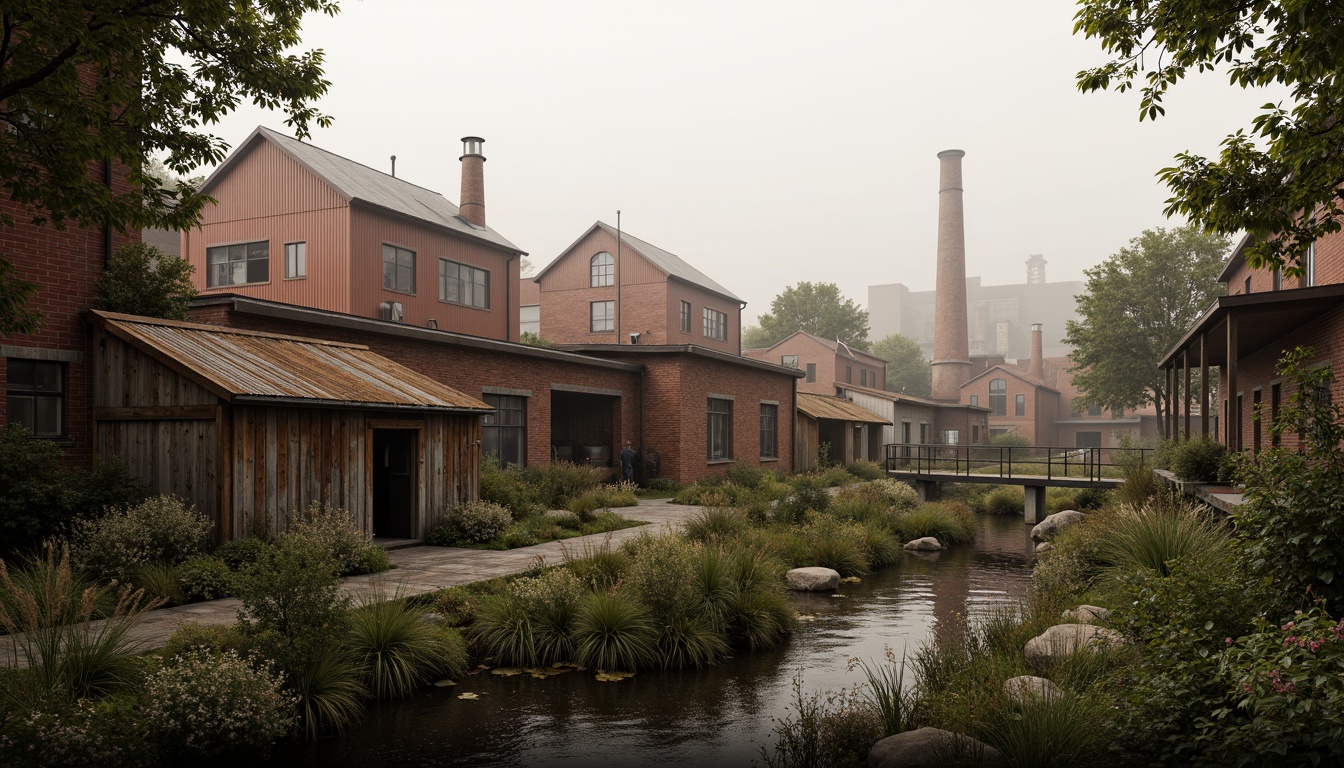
[842,391,938,446]
[186,139,352,311]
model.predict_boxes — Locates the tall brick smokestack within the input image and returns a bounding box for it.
[459,136,486,227]
[1029,323,1044,380]
[931,149,971,401]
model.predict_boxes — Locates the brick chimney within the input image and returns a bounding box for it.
[931,149,972,401]
[1029,323,1044,380]
[459,136,486,227]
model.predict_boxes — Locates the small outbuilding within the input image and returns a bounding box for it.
[795,392,891,470]
[89,311,492,542]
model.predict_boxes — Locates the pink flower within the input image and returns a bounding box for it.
[1225,637,1233,645]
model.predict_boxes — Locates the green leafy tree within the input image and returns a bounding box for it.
[756,282,870,351]
[0,0,340,332]
[96,243,198,320]
[869,333,930,396]
[741,324,774,350]
[1075,1,1342,273]
[1064,226,1229,438]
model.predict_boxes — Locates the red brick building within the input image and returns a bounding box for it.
[2,162,140,461]
[185,128,526,341]
[533,222,743,353]
[1161,230,1344,453]
[744,331,887,395]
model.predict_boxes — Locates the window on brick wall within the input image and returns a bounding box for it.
[781,354,799,369]
[680,301,691,333]
[703,307,727,341]
[989,379,1006,416]
[591,300,615,333]
[439,259,490,309]
[1304,241,1317,287]
[284,242,306,279]
[6,359,64,437]
[383,244,416,293]
[806,363,816,383]
[846,366,852,383]
[969,394,979,407]
[591,252,614,287]
[707,398,732,460]
[482,394,526,469]
[1273,265,1283,291]
[1088,403,1102,417]
[1015,393,1025,416]
[759,403,778,459]
[207,240,269,287]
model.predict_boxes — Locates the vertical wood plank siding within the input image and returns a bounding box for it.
[186,140,352,312]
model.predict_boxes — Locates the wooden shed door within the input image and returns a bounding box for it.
[373,429,416,539]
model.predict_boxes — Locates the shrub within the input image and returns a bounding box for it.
[347,596,468,700]
[213,537,270,570]
[0,696,151,768]
[162,621,248,658]
[446,501,512,544]
[432,587,478,627]
[845,460,885,481]
[141,648,294,758]
[870,478,920,511]
[1045,487,1078,514]
[565,540,630,591]
[96,242,198,320]
[356,544,391,574]
[625,536,699,620]
[175,555,233,601]
[520,462,601,509]
[284,503,374,576]
[479,460,544,517]
[817,465,855,487]
[566,483,638,521]
[1073,486,1109,511]
[572,591,657,671]
[1095,500,1230,577]
[1168,437,1230,483]
[776,476,831,523]
[893,502,975,545]
[982,486,1024,516]
[725,460,770,489]
[989,431,1031,447]
[234,537,349,676]
[509,568,586,666]
[69,495,211,584]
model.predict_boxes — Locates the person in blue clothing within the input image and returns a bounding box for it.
[619,441,636,482]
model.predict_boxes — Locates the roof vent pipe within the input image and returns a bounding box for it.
[459,136,486,227]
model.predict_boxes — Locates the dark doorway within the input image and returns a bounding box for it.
[550,391,617,469]
[1075,431,1102,449]
[372,429,417,539]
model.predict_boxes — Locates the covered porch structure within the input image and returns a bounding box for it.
[795,392,891,470]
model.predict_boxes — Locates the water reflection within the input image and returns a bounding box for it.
[269,515,1034,768]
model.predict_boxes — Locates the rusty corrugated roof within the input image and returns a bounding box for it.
[796,392,891,424]
[91,311,491,412]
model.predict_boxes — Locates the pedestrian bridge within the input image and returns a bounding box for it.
[883,444,1151,523]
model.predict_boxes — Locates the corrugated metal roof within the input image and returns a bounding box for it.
[796,392,891,424]
[202,127,523,254]
[537,222,742,303]
[92,311,491,412]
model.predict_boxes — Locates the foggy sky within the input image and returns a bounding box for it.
[199,0,1284,327]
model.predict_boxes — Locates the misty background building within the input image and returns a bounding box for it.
[868,254,1082,361]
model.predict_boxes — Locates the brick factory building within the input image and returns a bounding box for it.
[745,331,887,395]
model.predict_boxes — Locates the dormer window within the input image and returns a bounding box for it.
[591,252,614,287]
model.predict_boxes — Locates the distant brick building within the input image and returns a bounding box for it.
[744,331,887,395]
[1161,230,1344,453]
[533,222,743,354]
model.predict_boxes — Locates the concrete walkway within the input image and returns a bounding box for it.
[5,500,701,665]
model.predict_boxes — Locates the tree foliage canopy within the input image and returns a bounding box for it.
[96,243,197,320]
[0,0,339,330]
[870,333,931,396]
[1075,0,1344,273]
[755,282,870,351]
[1064,226,1229,436]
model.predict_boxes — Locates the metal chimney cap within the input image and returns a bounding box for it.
[937,149,966,159]
[460,136,485,158]
[1031,323,1043,332]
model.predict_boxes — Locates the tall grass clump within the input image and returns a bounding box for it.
[860,523,902,569]
[858,648,915,736]
[563,537,630,591]
[845,460,885,481]
[289,647,365,740]
[572,591,657,671]
[893,502,974,544]
[625,536,729,668]
[347,595,469,700]
[801,518,869,577]
[979,694,1112,767]
[566,482,639,520]
[683,507,749,542]
[723,547,794,651]
[982,486,1024,516]
[1095,500,1230,577]
[0,541,160,706]
[513,568,586,665]
[471,592,536,667]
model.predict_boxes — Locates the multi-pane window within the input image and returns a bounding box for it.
[285,242,306,279]
[382,244,416,293]
[591,300,615,332]
[206,240,269,287]
[680,301,691,333]
[703,308,727,341]
[969,395,979,407]
[482,394,526,469]
[781,354,799,369]
[942,429,960,445]
[591,252,614,287]
[707,398,733,460]
[1015,393,1026,416]
[1088,403,1103,417]
[439,259,490,308]
[989,378,1007,416]
[6,359,64,437]
[759,403,778,459]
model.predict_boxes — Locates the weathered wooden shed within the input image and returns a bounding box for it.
[88,310,492,542]
[795,392,891,471]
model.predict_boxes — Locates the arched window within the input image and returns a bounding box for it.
[590,252,614,287]
[989,379,1007,416]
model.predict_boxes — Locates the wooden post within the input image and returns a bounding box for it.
[1226,316,1239,450]
[1200,332,1210,439]
[1183,347,1192,441]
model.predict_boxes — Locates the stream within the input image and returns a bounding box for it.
[269,513,1036,768]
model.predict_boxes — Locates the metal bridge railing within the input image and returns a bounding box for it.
[882,443,1152,483]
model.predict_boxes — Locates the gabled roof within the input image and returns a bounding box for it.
[200,126,523,254]
[765,330,888,365]
[961,364,1059,394]
[89,310,492,413]
[837,383,941,407]
[537,221,742,303]
[796,392,891,424]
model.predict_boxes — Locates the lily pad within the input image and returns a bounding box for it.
[433,679,457,687]
[491,667,524,676]
[840,576,862,584]
[831,594,846,599]
[594,670,636,682]
[457,692,480,700]
[796,614,817,622]
[527,667,573,679]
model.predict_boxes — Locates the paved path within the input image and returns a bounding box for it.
[4,500,701,666]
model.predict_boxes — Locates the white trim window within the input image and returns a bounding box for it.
[285,242,306,279]
[207,240,269,287]
[591,252,614,287]
[703,307,727,341]
[591,300,615,333]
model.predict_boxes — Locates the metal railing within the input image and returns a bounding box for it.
[882,443,1152,483]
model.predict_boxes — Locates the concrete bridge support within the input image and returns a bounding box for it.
[1024,485,1047,525]
[915,480,942,502]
